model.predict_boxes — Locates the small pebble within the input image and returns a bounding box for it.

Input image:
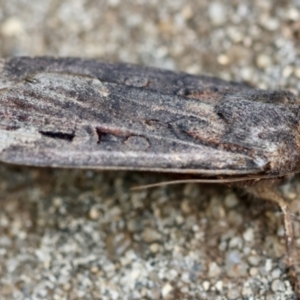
[180,200,191,214]
[181,5,193,20]
[282,65,293,78]
[294,67,300,79]
[142,228,162,243]
[228,237,243,249]
[226,250,247,277]
[1,17,24,37]
[256,54,272,68]
[203,281,210,291]
[242,286,253,297]
[167,269,178,280]
[181,272,190,283]
[286,8,300,21]
[249,267,258,276]
[149,243,160,253]
[90,266,99,274]
[271,268,281,279]
[106,232,131,259]
[271,279,285,292]
[227,211,242,226]
[247,255,260,266]
[243,228,254,242]
[215,281,223,292]
[208,2,227,26]
[240,67,254,82]
[261,17,279,31]
[224,193,239,208]
[89,207,100,220]
[127,218,143,232]
[227,289,240,299]
[161,283,173,298]
[217,54,230,65]
[53,197,63,207]
[265,259,273,272]
[175,215,184,225]
[208,262,221,278]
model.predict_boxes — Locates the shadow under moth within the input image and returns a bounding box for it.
[0,56,300,297]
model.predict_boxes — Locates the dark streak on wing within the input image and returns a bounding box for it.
[39,130,75,141]
[0,57,299,177]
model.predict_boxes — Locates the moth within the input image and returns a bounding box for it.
[0,56,300,296]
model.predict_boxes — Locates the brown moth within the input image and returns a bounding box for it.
[0,57,300,296]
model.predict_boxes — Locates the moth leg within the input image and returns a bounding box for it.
[248,185,300,297]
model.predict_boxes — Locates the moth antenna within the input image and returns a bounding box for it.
[130,175,275,191]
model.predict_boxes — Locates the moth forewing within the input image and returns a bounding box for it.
[0,56,300,296]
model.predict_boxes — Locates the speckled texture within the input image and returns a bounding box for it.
[0,1,300,299]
